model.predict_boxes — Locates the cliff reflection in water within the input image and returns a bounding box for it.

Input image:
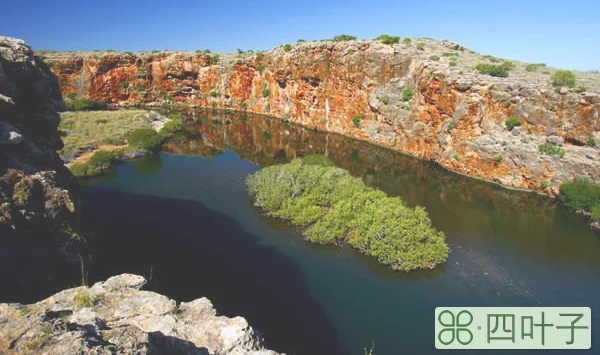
[163,109,600,267]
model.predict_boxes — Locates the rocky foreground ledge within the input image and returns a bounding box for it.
[0,274,282,354]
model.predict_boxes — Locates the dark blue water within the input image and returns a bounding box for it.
[79,111,600,354]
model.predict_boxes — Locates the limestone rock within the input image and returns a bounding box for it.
[0,274,283,355]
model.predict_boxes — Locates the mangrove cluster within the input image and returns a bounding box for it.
[246,156,449,271]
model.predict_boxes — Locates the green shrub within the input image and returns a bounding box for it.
[74,290,94,308]
[551,70,576,88]
[159,114,185,139]
[262,131,271,141]
[89,150,123,168]
[245,157,448,271]
[429,55,440,61]
[575,86,587,93]
[591,205,600,221]
[402,38,412,45]
[525,63,546,72]
[376,35,400,45]
[416,42,425,50]
[505,116,521,131]
[559,177,600,212]
[262,87,271,98]
[282,44,292,52]
[587,138,597,148]
[69,150,124,177]
[65,97,107,111]
[541,181,549,189]
[538,142,565,158]
[402,87,414,102]
[209,53,220,64]
[333,34,357,42]
[69,162,91,178]
[127,128,163,151]
[352,116,362,127]
[442,52,458,58]
[377,95,390,104]
[474,62,513,77]
[256,52,265,60]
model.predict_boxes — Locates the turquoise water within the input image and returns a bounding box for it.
[81,111,600,354]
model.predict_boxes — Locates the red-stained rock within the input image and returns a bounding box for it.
[44,39,600,193]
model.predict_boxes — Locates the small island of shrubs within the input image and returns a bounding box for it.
[246,155,449,271]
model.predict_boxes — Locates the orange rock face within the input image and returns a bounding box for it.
[45,40,600,193]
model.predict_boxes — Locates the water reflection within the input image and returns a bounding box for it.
[163,110,600,268]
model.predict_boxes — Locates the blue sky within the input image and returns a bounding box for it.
[2,0,599,70]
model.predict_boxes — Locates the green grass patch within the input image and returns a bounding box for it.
[246,157,448,271]
[352,116,362,127]
[429,55,440,61]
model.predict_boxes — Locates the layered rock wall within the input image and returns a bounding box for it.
[45,39,600,193]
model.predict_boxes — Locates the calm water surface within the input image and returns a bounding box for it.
[63,111,600,354]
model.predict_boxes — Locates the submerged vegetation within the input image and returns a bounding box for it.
[246,156,449,271]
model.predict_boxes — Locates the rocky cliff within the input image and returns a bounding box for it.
[0,274,282,354]
[1,36,81,297]
[45,38,600,193]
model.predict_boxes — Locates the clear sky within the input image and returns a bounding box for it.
[2,0,599,70]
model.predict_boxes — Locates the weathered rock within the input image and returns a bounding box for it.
[0,35,78,233]
[0,274,283,355]
[0,36,81,297]
[44,38,600,193]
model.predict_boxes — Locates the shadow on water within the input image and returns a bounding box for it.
[81,186,345,355]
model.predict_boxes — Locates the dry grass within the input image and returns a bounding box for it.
[59,109,158,158]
